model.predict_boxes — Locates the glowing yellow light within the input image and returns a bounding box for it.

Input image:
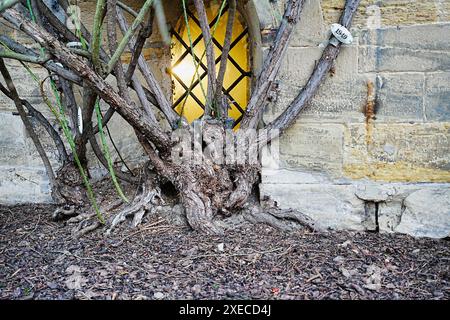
[171,3,250,128]
[171,59,197,86]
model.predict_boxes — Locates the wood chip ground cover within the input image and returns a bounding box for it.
[0,204,448,300]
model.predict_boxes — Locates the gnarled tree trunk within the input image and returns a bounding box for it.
[0,0,361,235]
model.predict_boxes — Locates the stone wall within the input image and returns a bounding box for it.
[259,0,450,238]
[0,0,449,238]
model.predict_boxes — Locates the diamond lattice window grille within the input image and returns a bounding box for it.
[169,2,251,129]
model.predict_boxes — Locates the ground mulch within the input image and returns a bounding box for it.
[0,204,448,300]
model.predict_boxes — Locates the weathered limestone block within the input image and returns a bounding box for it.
[358,21,450,74]
[290,0,327,47]
[265,65,366,124]
[359,23,450,50]
[359,46,450,73]
[355,182,450,237]
[321,0,450,27]
[260,175,450,237]
[260,183,372,231]
[0,64,48,111]
[278,47,323,87]
[304,74,366,121]
[375,73,425,121]
[355,183,396,202]
[0,112,28,166]
[395,188,450,238]
[278,123,344,176]
[378,201,403,233]
[280,45,359,86]
[0,112,61,168]
[265,44,362,125]
[0,166,52,204]
[343,123,450,182]
[374,183,450,235]
[425,72,450,121]
[261,168,333,185]
[103,113,146,168]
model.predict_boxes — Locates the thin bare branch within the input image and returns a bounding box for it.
[116,6,180,128]
[108,0,157,124]
[0,81,68,163]
[29,0,43,25]
[240,0,305,130]
[59,78,78,136]
[125,9,153,82]
[261,0,362,143]
[131,74,157,123]
[0,58,61,201]
[107,0,154,74]
[117,0,138,17]
[0,47,50,63]
[153,0,170,45]
[193,0,216,115]
[215,0,236,118]
[2,7,171,152]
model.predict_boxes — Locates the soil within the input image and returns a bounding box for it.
[0,204,449,300]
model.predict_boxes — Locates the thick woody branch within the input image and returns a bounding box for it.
[90,4,159,133]
[2,7,171,153]
[28,1,160,133]
[193,0,216,115]
[215,0,236,117]
[240,0,305,130]
[125,9,153,82]
[0,35,81,83]
[106,0,158,178]
[0,81,68,163]
[107,0,154,74]
[0,58,61,201]
[3,3,160,126]
[116,7,180,128]
[262,0,362,143]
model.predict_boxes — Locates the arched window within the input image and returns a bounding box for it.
[169,1,251,128]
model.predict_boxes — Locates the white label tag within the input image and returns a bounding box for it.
[77,106,83,134]
[330,23,353,45]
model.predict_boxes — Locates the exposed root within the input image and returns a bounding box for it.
[224,166,259,211]
[55,163,87,205]
[243,209,297,232]
[106,186,163,235]
[219,199,324,233]
[263,207,323,232]
[67,212,96,224]
[72,220,102,238]
[52,205,77,221]
[181,188,224,235]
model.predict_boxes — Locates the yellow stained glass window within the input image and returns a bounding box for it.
[170,1,250,129]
